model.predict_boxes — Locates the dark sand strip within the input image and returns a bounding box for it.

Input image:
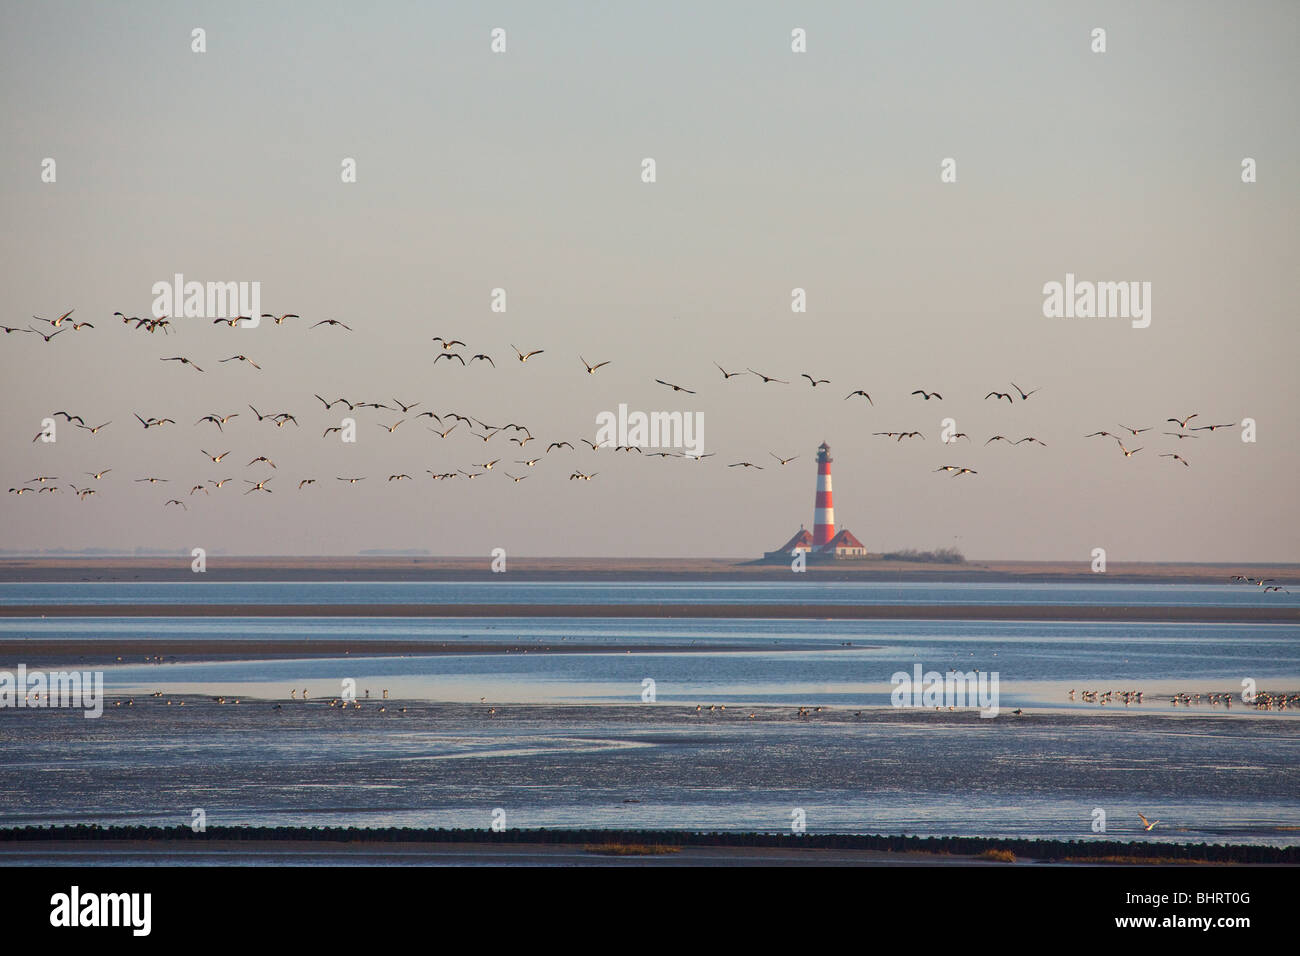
[0,839,1058,866]
[1,602,1295,623]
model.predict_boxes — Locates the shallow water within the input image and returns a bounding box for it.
[2,581,1297,847]
[2,702,1297,847]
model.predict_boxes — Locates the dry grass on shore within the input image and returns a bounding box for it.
[584,843,682,856]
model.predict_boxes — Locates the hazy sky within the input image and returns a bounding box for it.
[2,2,1297,560]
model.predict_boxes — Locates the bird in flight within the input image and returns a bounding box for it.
[945,432,971,443]
[209,478,234,489]
[844,390,873,405]
[895,432,925,441]
[433,352,465,365]
[728,462,764,469]
[1162,431,1198,440]
[261,313,300,325]
[378,420,406,433]
[1160,453,1189,466]
[76,421,112,434]
[770,453,799,465]
[547,441,574,453]
[71,320,94,331]
[53,411,85,425]
[337,477,365,484]
[387,474,413,482]
[1010,383,1040,400]
[516,458,541,467]
[1117,424,1150,436]
[747,369,787,384]
[581,356,611,374]
[164,499,187,510]
[715,363,746,380]
[1,325,33,335]
[470,354,495,367]
[248,456,276,469]
[195,414,234,431]
[505,473,528,483]
[201,450,231,463]
[244,478,273,494]
[86,469,112,480]
[219,355,261,369]
[1167,414,1198,429]
[28,325,65,342]
[1014,437,1047,446]
[135,414,175,429]
[1084,431,1117,439]
[297,479,316,489]
[911,389,942,401]
[34,309,75,327]
[568,471,598,481]
[315,395,354,411]
[1137,813,1160,832]
[1190,422,1234,432]
[984,391,1012,403]
[429,423,458,439]
[512,345,544,362]
[161,356,203,372]
[134,476,169,484]
[985,435,1012,445]
[432,337,465,350]
[801,373,830,387]
[312,319,352,330]
[1117,442,1143,458]
[953,468,977,477]
[655,379,696,394]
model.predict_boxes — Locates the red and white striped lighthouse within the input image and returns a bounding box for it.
[812,441,835,547]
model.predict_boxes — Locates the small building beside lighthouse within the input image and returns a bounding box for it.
[763,442,869,561]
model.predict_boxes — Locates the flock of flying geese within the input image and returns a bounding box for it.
[4,307,1257,504]
[1083,414,1240,467]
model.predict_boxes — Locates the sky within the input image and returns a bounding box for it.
[1,1,1297,560]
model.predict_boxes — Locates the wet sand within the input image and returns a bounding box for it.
[3,698,1296,854]
[0,838,1012,867]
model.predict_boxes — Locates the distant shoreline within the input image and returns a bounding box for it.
[1,556,1296,585]
[1,602,1294,624]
